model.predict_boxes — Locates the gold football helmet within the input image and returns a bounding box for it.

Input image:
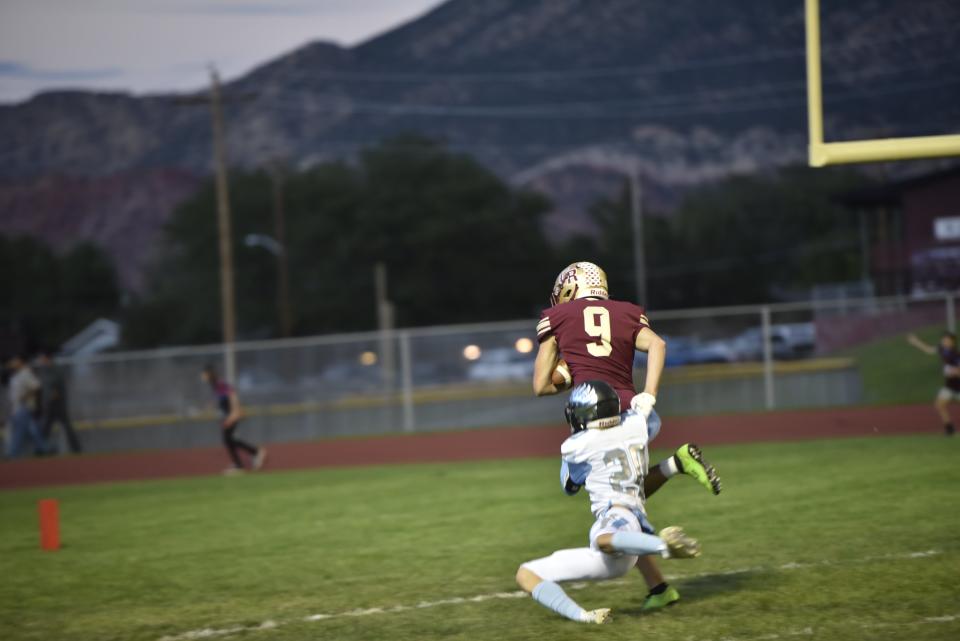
[550,262,609,306]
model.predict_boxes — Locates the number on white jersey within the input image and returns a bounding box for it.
[602,444,647,498]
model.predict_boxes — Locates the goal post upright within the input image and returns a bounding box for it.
[805,0,825,163]
[804,0,960,167]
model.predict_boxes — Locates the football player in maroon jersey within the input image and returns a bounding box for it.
[906,331,959,436]
[531,261,721,612]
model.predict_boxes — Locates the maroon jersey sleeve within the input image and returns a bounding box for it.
[548,299,649,412]
[629,307,651,344]
[537,309,554,343]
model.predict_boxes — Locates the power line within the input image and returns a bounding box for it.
[249,53,960,120]
[0,56,956,165]
[248,21,960,86]
[262,76,960,120]
[0,74,955,167]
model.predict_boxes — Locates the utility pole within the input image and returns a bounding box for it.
[269,163,293,337]
[209,67,238,384]
[374,262,396,393]
[513,154,648,306]
[171,70,255,383]
[628,164,647,306]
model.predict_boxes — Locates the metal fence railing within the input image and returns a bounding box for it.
[56,292,957,453]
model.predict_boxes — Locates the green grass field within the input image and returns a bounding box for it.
[2,436,959,641]
[845,325,948,405]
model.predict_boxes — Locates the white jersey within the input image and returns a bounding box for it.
[560,412,652,517]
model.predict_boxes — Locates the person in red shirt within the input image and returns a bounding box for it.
[202,365,267,474]
[530,261,720,612]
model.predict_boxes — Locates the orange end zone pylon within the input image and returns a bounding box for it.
[38,499,60,551]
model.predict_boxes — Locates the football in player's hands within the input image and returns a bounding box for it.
[552,360,573,390]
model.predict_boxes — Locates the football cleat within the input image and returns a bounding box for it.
[641,586,680,612]
[659,526,701,558]
[582,608,612,624]
[675,443,722,495]
[253,448,268,470]
[550,262,609,306]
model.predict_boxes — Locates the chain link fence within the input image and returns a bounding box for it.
[55,293,957,453]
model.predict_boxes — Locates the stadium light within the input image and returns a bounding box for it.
[463,345,482,360]
[515,337,534,354]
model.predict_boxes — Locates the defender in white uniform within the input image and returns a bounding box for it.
[515,380,699,624]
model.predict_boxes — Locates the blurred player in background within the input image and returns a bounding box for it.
[516,380,700,624]
[906,331,958,436]
[532,261,721,611]
[201,364,267,474]
[35,350,82,454]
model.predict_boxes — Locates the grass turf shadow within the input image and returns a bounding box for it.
[617,568,771,615]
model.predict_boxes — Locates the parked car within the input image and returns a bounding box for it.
[467,348,535,382]
[316,362,383,393]
[730,323,816,361]
[234,368,310,403]
[235,368,287,394]
[634,335,736,368]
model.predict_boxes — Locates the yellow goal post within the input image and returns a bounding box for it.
[805,0,960,166]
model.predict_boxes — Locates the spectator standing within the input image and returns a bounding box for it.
[201,364,267,474]
[35,351,82,453]
[5,355,50,458]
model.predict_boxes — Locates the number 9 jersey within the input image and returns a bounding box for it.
[537,298,650,413]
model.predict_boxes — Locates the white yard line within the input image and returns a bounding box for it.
[711,628,815,641]
[666,547,941,581]
[702,613,960,641]
[157,549,946,641]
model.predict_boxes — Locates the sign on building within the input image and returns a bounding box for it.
[934,216,960,241]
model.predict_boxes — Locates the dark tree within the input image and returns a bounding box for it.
[124,137,556,346]
[0,235,121,352]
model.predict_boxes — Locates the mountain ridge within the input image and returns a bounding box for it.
[1,0,957,289]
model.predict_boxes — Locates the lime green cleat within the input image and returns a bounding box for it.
[641,585,680,612]
[675,443,722,495]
